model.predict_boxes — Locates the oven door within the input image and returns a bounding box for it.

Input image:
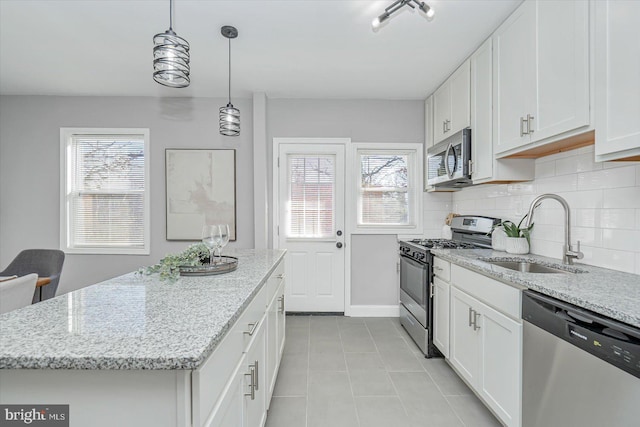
[399,254,428,327]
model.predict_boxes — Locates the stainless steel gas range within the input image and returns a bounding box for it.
[399,215,500,357]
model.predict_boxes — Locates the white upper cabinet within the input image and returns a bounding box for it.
[471,37,534,184]
[433,60,470,144]
[595,0,640,161]
[493,0,589,155]
[424,95,434,190]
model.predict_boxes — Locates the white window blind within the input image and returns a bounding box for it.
[61,129,150,254]
[358,152,410,226]
[287,155,335,238]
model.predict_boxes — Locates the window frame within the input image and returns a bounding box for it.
[350,142,423,235]
[59,128,151,255]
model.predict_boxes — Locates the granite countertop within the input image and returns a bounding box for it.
[0,249,286,370]
[431,248,640,329]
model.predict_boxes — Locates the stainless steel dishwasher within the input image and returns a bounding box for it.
[522,290,640,427]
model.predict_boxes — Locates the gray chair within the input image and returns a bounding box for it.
[0,273,38,314]
[0,249,65,303]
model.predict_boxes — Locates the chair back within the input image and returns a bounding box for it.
[0,273,38,314]
[0,249,65,302]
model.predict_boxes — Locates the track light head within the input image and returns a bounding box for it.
[372,0,434,29]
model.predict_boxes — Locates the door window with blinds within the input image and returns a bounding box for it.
[353,144,423,233]
[60,128,150,254]
[286,155,335,239]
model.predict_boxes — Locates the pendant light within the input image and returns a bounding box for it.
[219,26,240,137]
[153,0,190,88]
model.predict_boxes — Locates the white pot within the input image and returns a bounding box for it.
[491,226,507,251]
[506,237,529,255]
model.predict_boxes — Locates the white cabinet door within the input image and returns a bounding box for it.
[276,281,286,359]
[595,0,640,161]
[433,276,450,358]
[478,300,522,427]
[244,319,266,427]
[206,357,246,427]
[433,83,451,144]
[471,38,493,183]
[532,0,589,143]
[449,59,471,135]
[449,287,480,386]
[493,0,536,154]
[424,95,434,190]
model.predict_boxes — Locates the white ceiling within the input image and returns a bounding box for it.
[0,0,521,100]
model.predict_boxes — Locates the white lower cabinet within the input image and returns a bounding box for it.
[448,266,522,427]
[195,258,286,427]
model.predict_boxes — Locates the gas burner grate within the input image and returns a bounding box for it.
[410,239,480,249]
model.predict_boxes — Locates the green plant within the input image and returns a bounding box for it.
[140,243,210,279]
[499,215,534,244]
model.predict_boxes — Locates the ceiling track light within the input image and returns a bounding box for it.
[372,0,434,29]
[153,0,190,88]
[219,26,240,137]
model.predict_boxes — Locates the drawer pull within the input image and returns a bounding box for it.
[244,363,256,400]
[276,274,285,279]
[244,321,259,336]
[434,266,443,271]
[254,360,259,391]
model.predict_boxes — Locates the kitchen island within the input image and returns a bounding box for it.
[0,249,286,427]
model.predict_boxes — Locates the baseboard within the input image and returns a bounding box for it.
[347,304,400,317]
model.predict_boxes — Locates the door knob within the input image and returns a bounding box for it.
[336,242,343,249]
[337,230,342,236]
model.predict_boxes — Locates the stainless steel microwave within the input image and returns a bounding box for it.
[426,128,472,188]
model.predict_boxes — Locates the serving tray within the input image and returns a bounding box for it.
[178,256,238,276]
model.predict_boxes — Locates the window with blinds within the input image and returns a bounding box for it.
[61,129,150,254]
[358,152,410,226]
[287,155,335,239]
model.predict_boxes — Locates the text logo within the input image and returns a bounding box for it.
[0,405,68,426]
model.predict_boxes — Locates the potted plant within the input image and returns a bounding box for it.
[500,216,534,255]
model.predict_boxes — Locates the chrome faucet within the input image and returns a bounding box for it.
[524,194,584,265]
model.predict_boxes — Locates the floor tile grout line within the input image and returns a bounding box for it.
[339,317,362,427]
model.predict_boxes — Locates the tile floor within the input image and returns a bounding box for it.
[265,315,502,427]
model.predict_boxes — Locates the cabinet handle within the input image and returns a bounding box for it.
[244,321,259,336]
[446,119,451,132]
[278,295,285,313]
[254,360,259,391]
[434,266,443,271]
[527,114,535,134]
[443,120,447,134]
[276,274,285,279]
[520,117,528,137]
[468,307,473,327]
[244,365,256,400]
[472,312,481,331]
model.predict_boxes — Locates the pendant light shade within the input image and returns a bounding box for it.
[220,26,240,137]
[153,0,190,88]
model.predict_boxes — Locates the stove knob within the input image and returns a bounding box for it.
[417,253,426,260]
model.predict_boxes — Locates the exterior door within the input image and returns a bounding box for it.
[277,143,345,312]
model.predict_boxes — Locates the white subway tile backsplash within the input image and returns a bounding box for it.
[603,187,640,209]
[599,209,636,229]
[535,175,578,193]
[556,152,601,176]
[577,166,636,190]
[535,161,556,178]
[602,229,640,252]
[449,146,640,274]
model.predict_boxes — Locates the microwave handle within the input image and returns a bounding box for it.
[444,143,456,179]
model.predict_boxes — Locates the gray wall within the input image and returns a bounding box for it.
[267,99,424,306]
[0,95,254,294]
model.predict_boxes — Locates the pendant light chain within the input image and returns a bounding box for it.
[228,37,231,104]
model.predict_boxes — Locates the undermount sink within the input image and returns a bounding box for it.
[481,258,585,274]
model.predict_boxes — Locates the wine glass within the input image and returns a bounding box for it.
[217,224,230,261]
[202,225,221,265]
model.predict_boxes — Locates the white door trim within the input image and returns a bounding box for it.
[272,137,351,314]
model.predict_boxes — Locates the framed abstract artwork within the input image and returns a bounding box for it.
[165,149,236,241]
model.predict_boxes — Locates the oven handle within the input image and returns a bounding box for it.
[399,253,427,269]
[445,143,457,179]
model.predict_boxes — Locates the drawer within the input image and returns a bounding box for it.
[450,264,521,320]
[433,257,451,282]
[266,259,285,305]
[192,284,267,426]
